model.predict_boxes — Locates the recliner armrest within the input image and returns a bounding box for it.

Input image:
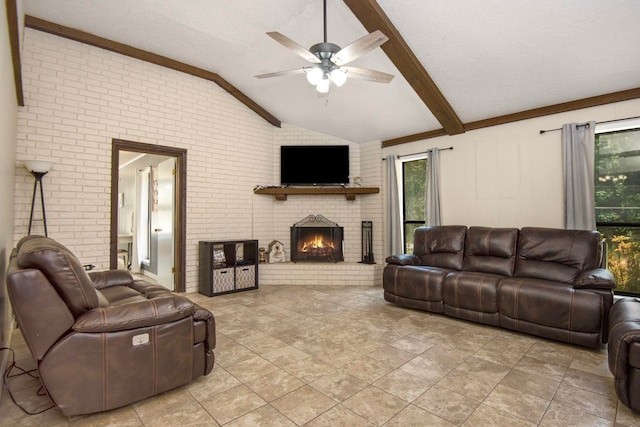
[73,294,194,332]
[89,269,134,289]
[385,254,421,266]
[574,268,616,290]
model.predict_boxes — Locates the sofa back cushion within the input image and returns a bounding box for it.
[462,227,518,276]
[414,226,467,270]
[514,227,601,283]
[16,235,99,317]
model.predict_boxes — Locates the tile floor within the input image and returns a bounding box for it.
[2,284,640,426]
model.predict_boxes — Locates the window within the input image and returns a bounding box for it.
[595,124,640,295]
[402,157,427,253]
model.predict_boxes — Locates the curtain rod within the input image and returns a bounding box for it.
[382,146,453,160]
[539,115,640,134]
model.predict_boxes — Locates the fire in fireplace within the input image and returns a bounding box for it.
[291,215,344,262]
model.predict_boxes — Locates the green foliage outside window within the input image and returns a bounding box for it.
[403,159,427,253]
[595,128,640,294]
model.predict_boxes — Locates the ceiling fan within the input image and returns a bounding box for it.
[255,0,394,95]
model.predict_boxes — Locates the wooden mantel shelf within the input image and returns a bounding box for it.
[254,186,380,201]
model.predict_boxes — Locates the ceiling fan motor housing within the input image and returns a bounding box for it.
[310,42,341,60]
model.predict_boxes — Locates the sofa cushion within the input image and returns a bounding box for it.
[462,227,518,276]
[413,226,467,270]
[383,265,448,303]
[514,227,601,283]
[444,271,501,314]
[499,277,603,333]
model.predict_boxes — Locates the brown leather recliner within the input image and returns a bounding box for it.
[6,235,216,416]
[608,298,640,410]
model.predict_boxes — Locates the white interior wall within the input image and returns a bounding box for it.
[15,29,382,290]
[1,0,19,359]
[383,98,640,231]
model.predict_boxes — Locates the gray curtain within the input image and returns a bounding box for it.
[385,155,403,256]
[425,148,441,226]
[562,121,596,230]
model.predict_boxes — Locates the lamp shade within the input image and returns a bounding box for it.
[330,68,347,87]
[316,78,330,94]
[24,160,55,173]
[306,67,323,85]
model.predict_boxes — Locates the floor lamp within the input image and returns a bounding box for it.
[24,160,54,237]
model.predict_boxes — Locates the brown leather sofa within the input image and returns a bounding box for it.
[6,235,216,416]
[608,298,640,410]
[384,226,615,348]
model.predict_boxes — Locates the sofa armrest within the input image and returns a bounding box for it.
[89,269,134,289]
[73,294,194,332]
[574,268,616,290]
[385,254,421,266]
[609,299,640,379]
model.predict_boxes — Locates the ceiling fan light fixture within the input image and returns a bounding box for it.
[306,67,323,85]
[330,68,347,87]
[316,77,330,94]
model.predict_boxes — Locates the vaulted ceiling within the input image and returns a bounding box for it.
[20,0,640,144]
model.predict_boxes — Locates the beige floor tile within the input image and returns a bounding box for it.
[552,382,617,421]
[499,368,561,401]
[385,404,456,427]
[614,400,640,427]
[482,384,550,424]
[223,404,296,427]
[135,401,217,426]
[310,370,369,402]
[366,344,416,369]
[437,357,510,401]
[200,384,266,425]
[462,403,537,426]
[339,355,395,383]
[213,338,256,368]
[278,356,336,383]
[341,385,408,425]
[261,344,312,367]
[304,404,374,427]
[539,401,611,426]
[373,369,432,402]
[186,366,242,401]
[561,367,615,396]
[413,385,480,425]
[244,368,304,402]
[271,385,336,425]
[474,335,533,368]
[224,355,279,383]
[513,354,569,382]
[399,352,460,386]
[5,285,629,426]
[133,387,196,420]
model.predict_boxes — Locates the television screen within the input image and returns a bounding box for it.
[280,145,350,186]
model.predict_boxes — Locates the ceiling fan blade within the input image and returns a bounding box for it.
[266,32,321,64]
[331,30,389,66]
[342,66,394,83]
[255,68,310,79]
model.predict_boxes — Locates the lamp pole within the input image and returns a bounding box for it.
[28,170,48,237]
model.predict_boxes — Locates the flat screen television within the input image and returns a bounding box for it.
[280,145,350,186]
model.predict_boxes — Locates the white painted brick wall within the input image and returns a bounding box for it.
[15,29,384,291]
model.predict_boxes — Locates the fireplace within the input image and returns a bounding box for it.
[291,215,344,263]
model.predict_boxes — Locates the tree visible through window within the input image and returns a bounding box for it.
[402,158,426,253]
[595,127,640,295]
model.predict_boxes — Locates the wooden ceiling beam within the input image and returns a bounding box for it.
[6,0,24,106]
[24,16,281,128]
[344,0,465,136]
[382,87,640,147]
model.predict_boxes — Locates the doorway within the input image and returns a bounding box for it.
[110,139,187,292]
